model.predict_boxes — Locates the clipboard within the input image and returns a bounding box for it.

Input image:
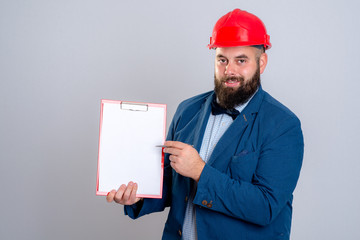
[96,99,166,198]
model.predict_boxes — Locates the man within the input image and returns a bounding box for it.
[107,9,304,240]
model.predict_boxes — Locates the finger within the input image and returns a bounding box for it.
[122,181,134,203]
[170,161,177,171]
[164,147,182,156]
[129,183,138,204]
[164,141,187,149]
[106,189,117,202]
[114,184,126,203]
[169,155,178,163]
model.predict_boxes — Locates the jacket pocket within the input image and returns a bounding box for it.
[229,150,258,182]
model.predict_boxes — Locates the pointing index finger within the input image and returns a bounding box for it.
[164,141,188,149]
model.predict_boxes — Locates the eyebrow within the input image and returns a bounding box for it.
[216,54,249,59]
[235,54,249,59]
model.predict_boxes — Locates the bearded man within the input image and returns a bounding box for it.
[107,9,304,240]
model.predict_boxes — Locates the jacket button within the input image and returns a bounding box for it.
[207,203,213,208]
[202,200,208,205]
[185,196,188,202]
[178,230,182,236]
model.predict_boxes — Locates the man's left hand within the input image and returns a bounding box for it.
[164,141,205,182]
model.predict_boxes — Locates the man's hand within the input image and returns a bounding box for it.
[164,141,205,182]
[106,181,142,205]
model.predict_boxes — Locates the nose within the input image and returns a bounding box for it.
[224,61,236,76]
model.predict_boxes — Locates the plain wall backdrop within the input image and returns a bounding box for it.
[1,0,359,239]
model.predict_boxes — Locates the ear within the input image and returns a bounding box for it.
[259,52,268,74]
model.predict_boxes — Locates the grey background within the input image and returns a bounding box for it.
[1,0,359,239]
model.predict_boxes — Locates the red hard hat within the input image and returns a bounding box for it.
[208,9,271,50]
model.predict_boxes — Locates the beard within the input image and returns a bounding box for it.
[214,65,260,109]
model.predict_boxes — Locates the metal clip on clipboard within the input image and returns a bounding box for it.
[120,102,149,112]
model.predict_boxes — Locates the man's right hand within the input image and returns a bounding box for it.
[106,181,142,205]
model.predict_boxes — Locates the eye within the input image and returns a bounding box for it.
[237,59,246,64]
[218,58,227,64]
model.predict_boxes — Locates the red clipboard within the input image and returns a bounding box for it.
[96,99,166,198]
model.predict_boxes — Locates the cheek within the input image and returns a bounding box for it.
[215,65,224,77]
[241,69,251,78]
[242,65,257,80]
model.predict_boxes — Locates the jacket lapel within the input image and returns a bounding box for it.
[207,87,265,167]
[206,113,250,166]
[192,92,214,152]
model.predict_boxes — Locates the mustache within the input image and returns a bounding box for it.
[221,76,245,82]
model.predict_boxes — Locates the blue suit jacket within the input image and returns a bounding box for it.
[125,86,304,240]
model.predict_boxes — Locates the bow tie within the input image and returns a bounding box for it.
[211,96,240,120]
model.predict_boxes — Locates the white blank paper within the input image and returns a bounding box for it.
[96,100,166,198]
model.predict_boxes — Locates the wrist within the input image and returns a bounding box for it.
[193,161,205,182]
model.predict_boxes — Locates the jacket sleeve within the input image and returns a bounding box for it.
[193,116,304,226]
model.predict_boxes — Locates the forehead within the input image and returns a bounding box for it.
[215,46,258,58]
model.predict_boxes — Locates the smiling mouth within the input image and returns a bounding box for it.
[223,79,240,87]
